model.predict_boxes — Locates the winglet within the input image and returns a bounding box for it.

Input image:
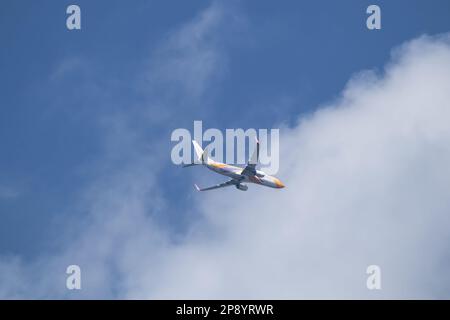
[194,184,201,191]
[249,136,260,165]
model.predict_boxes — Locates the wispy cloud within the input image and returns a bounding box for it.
[146,1,241,102]
[0,185,20,199]
[0,1,239,299]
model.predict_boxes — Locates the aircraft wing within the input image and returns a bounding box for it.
[240,137,259,177]
[194,179,238,192]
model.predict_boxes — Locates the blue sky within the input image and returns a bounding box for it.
[1,1,450,298]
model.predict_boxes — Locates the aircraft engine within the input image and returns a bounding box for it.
[236,184,248,191]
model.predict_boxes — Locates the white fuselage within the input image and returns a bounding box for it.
[205,161,285,189]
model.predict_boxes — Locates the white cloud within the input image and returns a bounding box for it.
[134,33,450,299]
[1,11,450,299]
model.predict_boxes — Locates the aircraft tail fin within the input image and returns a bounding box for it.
[192,140,209,164]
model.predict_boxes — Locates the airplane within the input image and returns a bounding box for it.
[183,138,285,191]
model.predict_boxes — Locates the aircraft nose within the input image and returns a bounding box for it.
[274,178,285,188]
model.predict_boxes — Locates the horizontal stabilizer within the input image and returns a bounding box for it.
[182,163,198,168]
